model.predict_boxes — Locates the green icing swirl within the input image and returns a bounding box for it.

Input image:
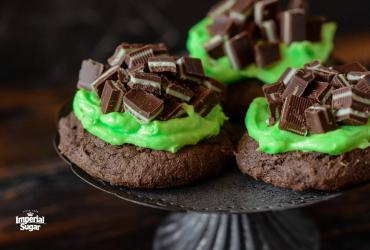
[187,18,336,84]
[72,89,227,153]
[246,97,370,155]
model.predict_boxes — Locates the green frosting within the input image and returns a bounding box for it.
[72,89,227,153]
[187,18,336,84]
[246,97,370,155]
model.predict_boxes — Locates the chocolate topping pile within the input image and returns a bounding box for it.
[77,43,225,124]
[263,61,370,135]
[204,0,326,69]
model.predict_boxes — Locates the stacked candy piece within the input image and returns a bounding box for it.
[76,43,225,123]
[263,61,370,135]
[204,0,326,69]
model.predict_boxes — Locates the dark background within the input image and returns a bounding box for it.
[0,0,369,88]
[0,1,370,249]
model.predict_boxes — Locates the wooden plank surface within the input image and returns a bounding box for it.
[0,35,369,250]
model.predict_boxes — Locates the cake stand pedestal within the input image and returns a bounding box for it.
[55,131,350,250]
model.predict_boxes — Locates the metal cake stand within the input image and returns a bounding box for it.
[54,130,356,250]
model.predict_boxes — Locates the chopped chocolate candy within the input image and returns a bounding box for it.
[254,42,281,68]
[177,56,205,80]
[117,68,130,83]
[334,62,367,74]
[306,16,325,42]
[279,95,312,135]
[159,97,185,120]
[254,0,279,25]
[229,0,254,24]
[207,15,238,37]
[332,87,370,112]
[282,70,314,99]
[279,9,306,44]
[262,82,285,124]
[107,43,143,66]
[125,45,154,69]
[165,82,194,102]
[260,20,279,43]
[347,71,370,83]
[355,75,370,94]
[224,31,254,70]
[335,107,369,125]
[204,35,225,59]
[92,65,121,97]
[304,61,338,82]
[123,89,164,124]
[306,81,333,104]
[331,74,351,88]
[77,59,104,91]
[128,71,162,94]
[100,80,125,114]
[278,67,298,85]
[191,87,220,116]
[203,77,227,94]
[149,43,169,56]
[305,105,336,134]
[288,0,307,10]
[208,0,236,18]
[148,56,177,74]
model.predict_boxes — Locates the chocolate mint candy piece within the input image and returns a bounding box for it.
[282,70,314,99]
[165,82,194,102]
[288,0,307,10]
[334,62,367,74]
[331,74,351,88]
[279,9,306,44]
[224,31,254,70]
[263,82,285,124]
[107,43,143,67]
[355,75,370,94]
[159,97,185,121]
[117,68,130,83]
[304,61,338,82]
[125,45,154,69]
[207,15,237,37]
[254,42,281,68]
[191,87,220,116]
[177,57,205,83]
[306,16,325,42]
[279,95,312,135]
[149,43,169,56]
[254,0,279,25]
[148,56,177,74]
[306,81,333,104]
[229,0,254,24]
[208,0,235,18]
[100,80,126,114]
[305,105,336,134]
[77,59,104,91]
[128,71,162,94]
[347,71,370,83]
[336,108,369,125]
[203,77,227,94]
[278,67,298,85]
[204,35,225,59]
[332,87,370,112]
[260,20,279,43]
[92,65,121,97]
[123,89,164,124]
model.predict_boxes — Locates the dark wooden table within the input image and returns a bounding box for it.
[0,35,369,250]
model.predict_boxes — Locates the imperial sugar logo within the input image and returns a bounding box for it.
[16,210,46,232]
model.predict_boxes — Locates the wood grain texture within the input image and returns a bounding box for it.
[0,37,369,250]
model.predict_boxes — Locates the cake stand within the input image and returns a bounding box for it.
[55,102,366,250]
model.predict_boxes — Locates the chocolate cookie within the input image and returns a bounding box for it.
[58,113,234,188]
[236,133,370,191]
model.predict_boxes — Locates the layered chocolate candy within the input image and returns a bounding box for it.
[76,43,224,124]
[264,61,370,135]
[203,0,328,69]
